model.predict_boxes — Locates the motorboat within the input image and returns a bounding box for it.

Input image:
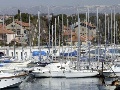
[0,60,32,73]
[32,61,71,78]
[103,64,120,77]
[32,60,99,78]
[0,71,28,89]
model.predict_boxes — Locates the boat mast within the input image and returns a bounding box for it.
[86,12,88,45]
[110,9,112,43]
[116,21,118,45]
[38,11,41,60]
[55,18,56,61]
[110,9,113,60]
[67,17,69,60]
[48,6,51,47]
[113,8,116,59]
[104,13,107,60]
[87,7,91,66]
[95,7,98,66]
[29,15,32,59]
[96,7,98,43]
[20,12,24,60]
[2,14,5,59]
[52,25,53,61]
[61,14,64,61]
[47,6,50,58]
[13,16,16,58]
[77,9,81,70]
[71,16,73,61]
[116,21,118,60]
[108,17,110,44]
[58,16,60,58]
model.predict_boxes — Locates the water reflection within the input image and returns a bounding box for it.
[1,87,20,90]
[20,78,101,90]
[2,77,117,90]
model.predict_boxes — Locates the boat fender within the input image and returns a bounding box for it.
[14,73,16,76]
[86,66,89,70]
[91,68,93,72]
[69,70,71,73]
[111,80,120,86]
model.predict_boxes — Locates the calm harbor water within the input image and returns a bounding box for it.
[2,77,112,90]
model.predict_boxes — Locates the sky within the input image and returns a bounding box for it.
[0,0,120,8]
[0,0,120,14]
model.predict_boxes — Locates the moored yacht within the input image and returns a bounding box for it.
[32,61,71,78]
[0,71,28,89]
[0,60,33,74]
[32,60,99,78]
[64,69,99,78]
[103,64,120,77]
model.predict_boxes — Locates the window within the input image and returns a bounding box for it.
[24,52,27,55]
[53,50,57,53]
[17,29,21,35]
[21,52,23,59]
[24,30,26,34]
[11,52,13,57]
[16,52,18,55]
[11,25,15,27]
[82,28,84,31]
[24,52,27,58]
[2,34,6,40]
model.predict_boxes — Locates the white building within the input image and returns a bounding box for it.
[0,24,15,44]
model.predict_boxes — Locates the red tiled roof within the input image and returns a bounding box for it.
[63,30,76,36]
[74,22,96,28]
[67,35,94,42]
[83,22,96,28]
[0,24,3,28]
[11,38,27,44]
[15,21,29,27]
[63,26,71,30]
[0,24,15,34]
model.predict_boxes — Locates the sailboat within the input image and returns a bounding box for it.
[64,10,99,78]
[102,8,120,78]
[33,23,65,78]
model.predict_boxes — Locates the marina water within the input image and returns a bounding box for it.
[3,77,110,90]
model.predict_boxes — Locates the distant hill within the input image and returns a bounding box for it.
[0,4,120,15]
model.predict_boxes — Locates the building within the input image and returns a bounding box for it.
[6,20,31,44]
[63,22,96,45]
[74,21,96,39]
[0,24,15,44]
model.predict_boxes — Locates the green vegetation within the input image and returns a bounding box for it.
[3,10,120,46]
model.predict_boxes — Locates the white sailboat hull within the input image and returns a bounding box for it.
[103,65,120,77]
[103,72,120,77]
[0,74,27,89]
[33,71,65,78]
[33,71,51,78]
[33,69,98,78]
[65,70,99,78]
[50,71,65,78]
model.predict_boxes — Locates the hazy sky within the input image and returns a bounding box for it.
[0,0,120,8]
[0,0,119,14]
